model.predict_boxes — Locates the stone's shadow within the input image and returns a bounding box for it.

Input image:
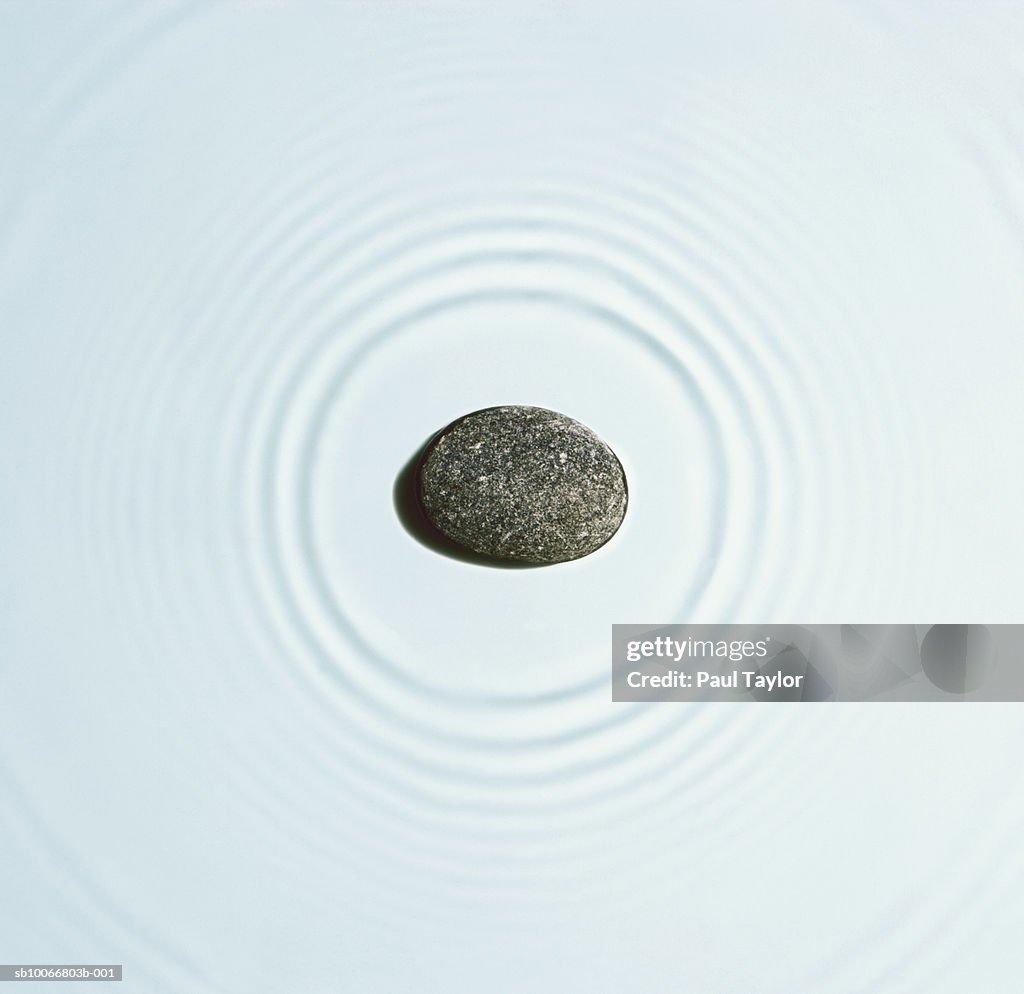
[392,436,546,569]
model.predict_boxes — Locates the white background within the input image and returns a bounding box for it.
[2,3,1023,991]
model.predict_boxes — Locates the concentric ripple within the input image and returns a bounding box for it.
[183,114,877,876]
[24,47,903,906]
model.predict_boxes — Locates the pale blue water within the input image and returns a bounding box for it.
[2,3,1024,992]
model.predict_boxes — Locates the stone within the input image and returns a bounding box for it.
[416,406,627,564]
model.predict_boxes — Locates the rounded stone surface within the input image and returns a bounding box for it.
[416,406,627,564]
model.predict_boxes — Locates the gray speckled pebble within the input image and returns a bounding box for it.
[417,406,627,564]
